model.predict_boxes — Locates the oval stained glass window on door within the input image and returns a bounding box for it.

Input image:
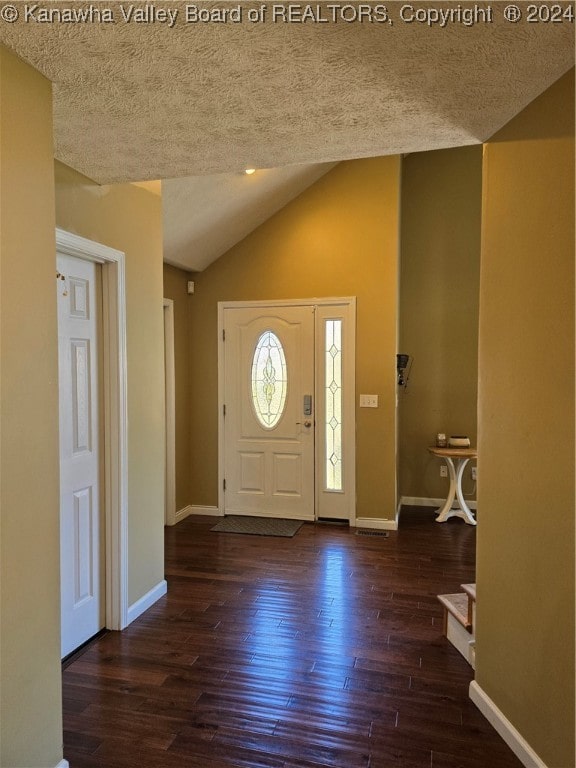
[251,331,288,429]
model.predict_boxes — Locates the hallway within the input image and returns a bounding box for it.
[62,508,522,767]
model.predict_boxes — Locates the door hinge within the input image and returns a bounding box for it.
[223,404,226,417]
[223,478,226,491]
[222,329,225,341]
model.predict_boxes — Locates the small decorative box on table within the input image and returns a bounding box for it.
[427,446,477,526]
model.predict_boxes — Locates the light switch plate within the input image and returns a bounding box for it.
[360,394,378,408]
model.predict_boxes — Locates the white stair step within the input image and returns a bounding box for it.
[445,613,475,666]
[438,593,472,631]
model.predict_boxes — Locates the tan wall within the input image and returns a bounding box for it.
[399,146,481,501]
[189,157,401,520]
[55,162,165,605]
[476,69,574,767]
[163,263,193,511]
[0,48,63,767]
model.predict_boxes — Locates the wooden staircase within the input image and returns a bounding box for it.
[438,583,476,668]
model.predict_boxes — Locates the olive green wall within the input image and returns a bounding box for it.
[398,146,481,501]
[0,48,63,768]
[476,69,574,767]
[188,157,401,521]
[55,162,165,605]
[163,263,194,512]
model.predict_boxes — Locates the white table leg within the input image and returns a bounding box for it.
[435,457,457,522]
[435,457,477,526]
[455,458,477,525]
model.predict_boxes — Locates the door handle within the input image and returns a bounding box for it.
[296,420,312,428]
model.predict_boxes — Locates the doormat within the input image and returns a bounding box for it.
[211,516,304,538]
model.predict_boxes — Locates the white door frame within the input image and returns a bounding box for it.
[56,228,128,630]
[163,298,176,526]
[218,297,356,523]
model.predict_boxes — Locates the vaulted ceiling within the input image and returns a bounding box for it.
[1,2,573,269]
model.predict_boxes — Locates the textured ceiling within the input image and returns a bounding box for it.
[1,2,573,270]
[1,2,573,185]
[163,163,336,271]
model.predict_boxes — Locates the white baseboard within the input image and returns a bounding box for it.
[127,580,167,625]
[469,681,548,768]
[174,504,222,523]
[55,760,70,768]
[401,495,477,510]
[175,504,193,523]
[188,505,222,517]
[355,517,398,531]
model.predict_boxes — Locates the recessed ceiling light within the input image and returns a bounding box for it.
[244,168,256,175]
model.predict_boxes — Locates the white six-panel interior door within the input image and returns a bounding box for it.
[220,299,356,523]
[57,253,105,657]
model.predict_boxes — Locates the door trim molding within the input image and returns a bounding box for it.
[56,228,128,630]
[163,299,176,526]
[218,298,356,522]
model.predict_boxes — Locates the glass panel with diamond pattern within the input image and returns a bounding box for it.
[251,331,288,429]
[325,320,343,491]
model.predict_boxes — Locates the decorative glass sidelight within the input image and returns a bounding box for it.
[325,320,343,490]
[251,331,287,429]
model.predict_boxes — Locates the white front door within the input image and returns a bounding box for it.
[57,253,104,657]
[223,306,316,520]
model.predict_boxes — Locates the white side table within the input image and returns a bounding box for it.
[427,447,477,526]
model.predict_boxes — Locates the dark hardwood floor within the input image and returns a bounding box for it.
[62,507,523,768]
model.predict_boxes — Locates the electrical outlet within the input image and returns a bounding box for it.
[471,467,477,481]
[440,465,448,478]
